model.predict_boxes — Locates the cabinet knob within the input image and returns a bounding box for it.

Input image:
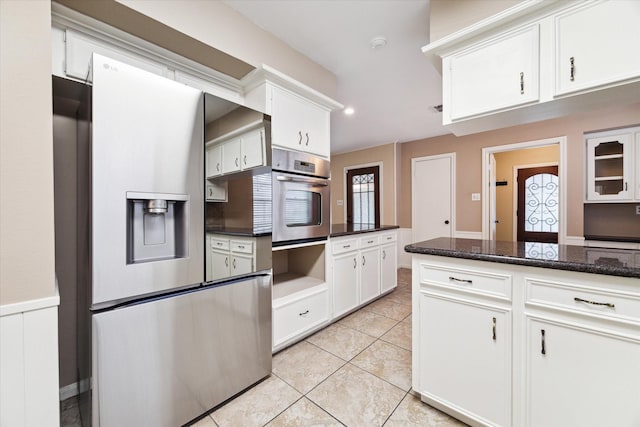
[444,220,450,225]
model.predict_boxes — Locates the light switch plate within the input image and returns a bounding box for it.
[471,193,481,201]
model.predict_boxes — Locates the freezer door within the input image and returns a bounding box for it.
[91,53,204,306]
[92,274,272,427]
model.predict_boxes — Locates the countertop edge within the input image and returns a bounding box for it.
[330,224,400,238]
[405,245,640,279]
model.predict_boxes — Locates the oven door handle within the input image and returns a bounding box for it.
[276,175,329,186]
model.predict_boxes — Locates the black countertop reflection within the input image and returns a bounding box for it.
[330,223,400,238]
[405,237,640,279]
[206,226,271,238]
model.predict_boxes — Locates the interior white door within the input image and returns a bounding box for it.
[489,153,497,240]
[412,155,453,243]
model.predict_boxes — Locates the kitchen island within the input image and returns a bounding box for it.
[406,238,640,427]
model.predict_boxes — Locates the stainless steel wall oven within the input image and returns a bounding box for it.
[272,148,330,244]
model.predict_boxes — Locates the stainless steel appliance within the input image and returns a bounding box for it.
[272,148,330,244]
[53,53,271,427]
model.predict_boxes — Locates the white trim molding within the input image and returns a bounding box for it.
[565,236,586,246]
[482,136,568,244]
[455,231,483,239]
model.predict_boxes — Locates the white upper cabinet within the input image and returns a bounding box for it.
[423,0,640,135]
[206,127,266,177]
[555,0,640,96]
[243,65,343,159]
[271,86,331,157]
[446,25,539,121]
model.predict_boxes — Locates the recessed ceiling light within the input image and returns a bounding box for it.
[370,36,387,49]
[344,107,355,115]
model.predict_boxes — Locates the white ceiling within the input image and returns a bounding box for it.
[225,0,449,154]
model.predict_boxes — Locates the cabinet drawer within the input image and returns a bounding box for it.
[273,288,329,345]
[231,240,253,254]
[419,263,511,300]
[210,238,230,251]
[332,238,358,254]
[525,278,640,324]
[379,232,397,244]
[359,235,379,248]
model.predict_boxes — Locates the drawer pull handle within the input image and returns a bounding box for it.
[343,244,351,249]
[492,317,497,341]
[449,276,472,284]
[520,72,524,94]
[570,56,575,81]
[541,329,546,355]
[367,240,374,244]
[233,258,236,269]
[299,310,309,316]
[238,245,245,249]
[574,297,614,308]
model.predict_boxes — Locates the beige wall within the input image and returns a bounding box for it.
[0,0,55,305]
[429,0,522,42]
[494,146,559,241]
[398,102,640,236]
[330,143,396,225]
[116,0,338,99]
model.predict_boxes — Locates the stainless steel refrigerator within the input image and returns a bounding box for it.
[55,54,272,426]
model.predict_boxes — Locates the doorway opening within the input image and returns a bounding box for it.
[482,137,567,243]
[346,165,380,226]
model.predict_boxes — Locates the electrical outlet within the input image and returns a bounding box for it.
[471,193,481,201]
[636,205,640,215]
[337,199,343,206]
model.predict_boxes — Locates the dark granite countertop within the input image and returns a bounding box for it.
[206,227,271,238]
[330,223,400,238]
[405,237,640,279]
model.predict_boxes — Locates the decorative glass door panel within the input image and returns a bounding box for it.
[586,134,633,201]
[518,166,559,243]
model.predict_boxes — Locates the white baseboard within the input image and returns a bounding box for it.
[454,231,483,239]
[564,235,585,246]
[60,378,90,401]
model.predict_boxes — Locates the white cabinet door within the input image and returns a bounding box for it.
[447,25,539,121]
[206,144,222,178]
[333,252,359,318]
[231,254,253,276]
[636,132,640,200]
[221,138,241,174]
[419,294,511,426]
[240,129,264,170]
[555,0,640,96]
[526,317,640,427]
[360,247,380,304]
[271,86,330,157]
[586,132,634,201]
[211,251,230,281]
[380,243,397,294]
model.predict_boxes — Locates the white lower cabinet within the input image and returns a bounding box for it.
[332,251,359,317]
[380,242,397,294]
[525,316,640,427]
[413,254,640,427]
[360,246,380,305]
[207,234,256,281]
[273,287,329,348]
[331,230,397,318]
[417,293,511,426]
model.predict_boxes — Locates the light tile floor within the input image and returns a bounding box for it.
[61,268,466,427]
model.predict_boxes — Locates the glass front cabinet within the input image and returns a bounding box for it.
[586,130,636,202]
